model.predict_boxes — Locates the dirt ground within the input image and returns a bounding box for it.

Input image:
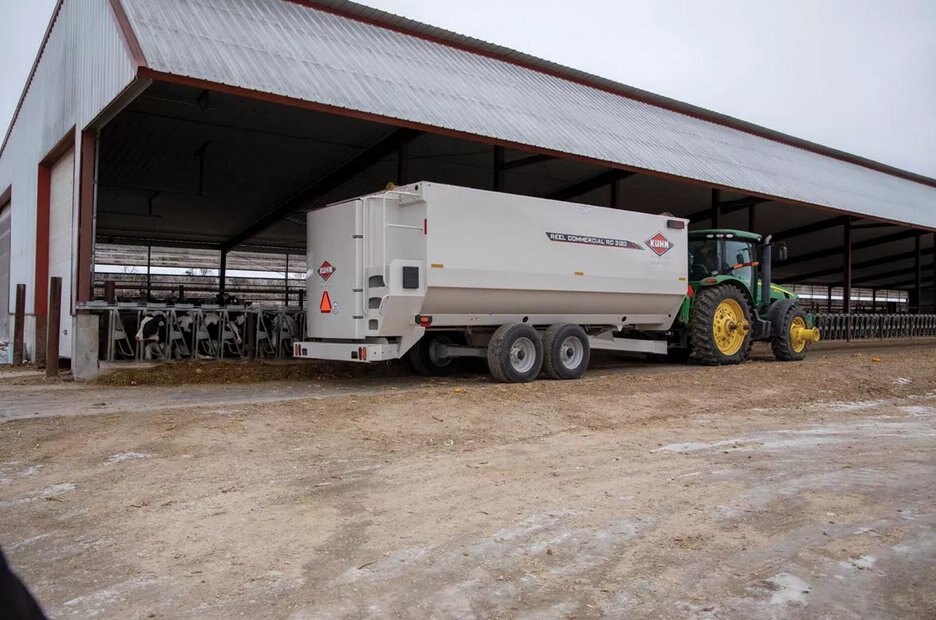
[1,342,935,619]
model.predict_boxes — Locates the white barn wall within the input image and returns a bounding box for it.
[0,0,137,359]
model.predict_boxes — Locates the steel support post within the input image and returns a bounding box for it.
[493,146,505,191]
[146,245,152,301]
[397,140,410,186]
[46,277,62,378]
[914,232,923,313]
[219,250,228,300]
[843,219,853,340]
[932,232,936,313]
[711,189,722,228]
[13,284,25,365]
[748,204,757,233]
[76,130,97,304]
[284,253,290,306]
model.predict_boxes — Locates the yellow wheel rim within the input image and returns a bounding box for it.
[790,316,808,353]
[712,299,749,356]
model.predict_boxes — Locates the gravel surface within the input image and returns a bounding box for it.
[1,342,935,619]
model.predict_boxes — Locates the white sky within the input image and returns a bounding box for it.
[1,0,934,177]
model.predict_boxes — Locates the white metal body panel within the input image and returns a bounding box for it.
[421,183,687,324]
[304,183,687,361]
[49,150,76,358]
[0,0,137,360]
[0,205,10,349]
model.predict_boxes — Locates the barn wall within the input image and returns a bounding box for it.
[0,0,137,360]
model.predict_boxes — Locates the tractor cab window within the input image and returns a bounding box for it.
[689,236,757,284]
[725,238,756,286]
[689,239,719,280]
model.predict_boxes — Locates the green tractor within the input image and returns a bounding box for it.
[667,229,820,364]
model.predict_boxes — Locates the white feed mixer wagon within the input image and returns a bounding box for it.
[294,182,819,383]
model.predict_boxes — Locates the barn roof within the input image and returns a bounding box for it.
[112,0,936,230]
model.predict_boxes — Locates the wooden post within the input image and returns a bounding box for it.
[104,280,117,304]
[46,276,62,377]
[13,284,25,365]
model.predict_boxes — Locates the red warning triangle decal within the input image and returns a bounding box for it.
[319,291,332,313]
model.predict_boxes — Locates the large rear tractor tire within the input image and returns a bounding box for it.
[487,323,543,383]
[689,285,753,366]
[770,302,814,361]
[543,323,590,380]
[408,332,462,377]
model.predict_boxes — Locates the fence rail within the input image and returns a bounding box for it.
[813,313,936,341]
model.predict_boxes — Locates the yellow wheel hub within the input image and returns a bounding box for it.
[789,316,820,353]
[712,299,750,356]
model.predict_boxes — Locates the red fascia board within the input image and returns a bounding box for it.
[109,0,147,68]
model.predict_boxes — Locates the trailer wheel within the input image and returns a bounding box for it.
[770,303,815,361]
[487,324,543,383]
[689,285,752,366]
[408,332,462,377]
[543,323,590,380]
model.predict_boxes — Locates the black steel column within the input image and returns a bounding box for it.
[932,232,936,313]
[146,245,152,301]
[397,140,410,186]
[219,250,228,300]
[493,146,505,191]
[843,218,853,340]
[711,189,722,228]
[914,232,923,313]
[748,204,757,233]
[284,253,290,306]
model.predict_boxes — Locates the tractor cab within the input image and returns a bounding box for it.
[688,229,794,306]
[668,228,819,364]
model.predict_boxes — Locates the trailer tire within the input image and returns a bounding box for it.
[543,323,590,380]
[408,332,462,377]
[770,302,811,362]
[487,324,543,383]
[690,285,753,366]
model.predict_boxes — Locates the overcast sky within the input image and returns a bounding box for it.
[1,0,934,177]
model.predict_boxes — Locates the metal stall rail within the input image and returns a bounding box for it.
[79,302,306,362]
[813,313,936,342]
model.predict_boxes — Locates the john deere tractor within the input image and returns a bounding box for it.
[668,229,820,365]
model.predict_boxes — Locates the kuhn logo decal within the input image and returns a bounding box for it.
[646,233,673,256]
[318,260,336,281]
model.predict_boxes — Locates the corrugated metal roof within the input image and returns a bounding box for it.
[119,0,936,229]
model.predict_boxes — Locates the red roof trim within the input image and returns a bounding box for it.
[108,0,147,68]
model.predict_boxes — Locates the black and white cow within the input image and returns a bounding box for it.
[135,313,168,360]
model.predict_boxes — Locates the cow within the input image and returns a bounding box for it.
[135,314,168,360]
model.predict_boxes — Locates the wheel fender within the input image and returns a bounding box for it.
[766,298,798,337]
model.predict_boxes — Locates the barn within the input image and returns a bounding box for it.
[1,0,934,377]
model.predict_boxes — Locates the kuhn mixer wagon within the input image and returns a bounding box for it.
[294,182,818,382]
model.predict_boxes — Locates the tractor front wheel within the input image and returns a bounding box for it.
[770,303,815,361]
[689,285,753,366]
